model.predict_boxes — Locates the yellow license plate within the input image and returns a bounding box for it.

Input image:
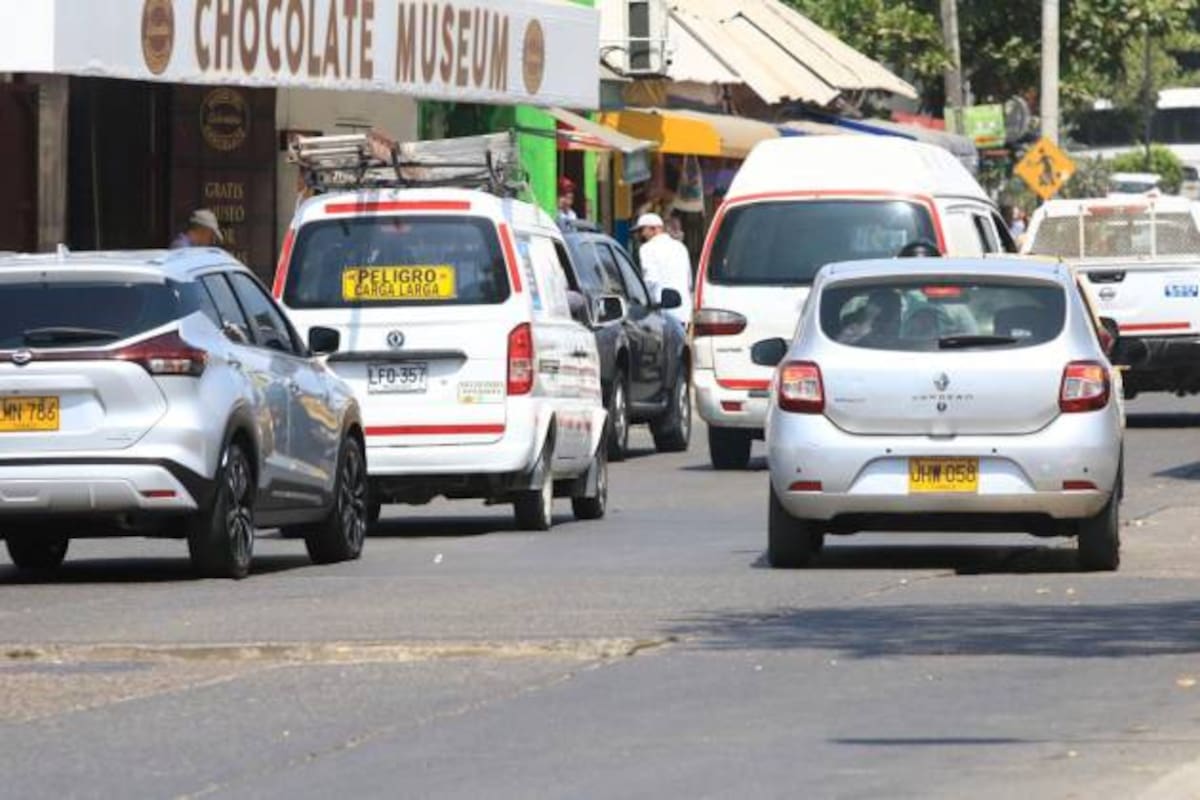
[0,396,60,432]
[908,457,978,493]
[341,265,456,302]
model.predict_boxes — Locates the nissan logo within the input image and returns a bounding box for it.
[386,330,405,350]
[11,350,33,367]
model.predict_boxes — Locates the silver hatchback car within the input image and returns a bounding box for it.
[758,258,1124,571]
[0,249,366,579]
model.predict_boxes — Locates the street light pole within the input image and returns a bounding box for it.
[1040,0,1059,144]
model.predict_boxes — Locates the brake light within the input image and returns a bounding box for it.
[778,361,824,413]
[922,285,963,299]
[507,323,534,395]
[1060,361,1109,413]
[693,308,747,337]
[116,331,208,377]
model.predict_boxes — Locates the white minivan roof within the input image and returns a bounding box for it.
[293,187,560,235]
[726,135,990,204]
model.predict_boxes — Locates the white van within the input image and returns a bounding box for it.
[273,134,607,530]
[694,135,1008,469]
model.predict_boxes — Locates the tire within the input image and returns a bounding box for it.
[572,448,608,521]
[767,485,820,568]
[708,426,752,470]
[1078,490,1120,572]
[5,536,69,571]
[607,372,630,462]
[514,475,554,531]
[303,437,369,565]
[651,363,692,453]
[187,441,256,580]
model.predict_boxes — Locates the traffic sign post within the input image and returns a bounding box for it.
[1015,136,1076,200]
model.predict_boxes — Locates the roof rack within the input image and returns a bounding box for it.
[288,129,527,197]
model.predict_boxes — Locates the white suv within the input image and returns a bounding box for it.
[275,188,608,530]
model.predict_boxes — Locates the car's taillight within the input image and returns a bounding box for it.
[693,308,747,337]
[507,323,534,395]
[1060,361,1110,413]
[116,331,208,377]
[778,361,824,413]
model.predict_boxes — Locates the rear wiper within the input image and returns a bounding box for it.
[937,335,1019,350]
[22,327,122,345]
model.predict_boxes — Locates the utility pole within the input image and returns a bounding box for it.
[1040,0,1059,143]
[1142,24,1154,169]
[940,0,965,134]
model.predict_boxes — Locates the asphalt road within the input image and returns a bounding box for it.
[4,396,1200,799]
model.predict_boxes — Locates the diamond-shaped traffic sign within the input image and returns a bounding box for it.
[1015,137,1076,201]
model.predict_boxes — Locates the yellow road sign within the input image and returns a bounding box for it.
[1015,137,1076,200]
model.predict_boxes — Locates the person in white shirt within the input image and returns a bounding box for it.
[634,212,692,327]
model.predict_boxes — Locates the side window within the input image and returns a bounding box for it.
[943,211,986,257]
[972,214,1000,253]
[228,272,299,354]
[610,245,650,307]
[185,280,223,328]
[992,212,1019,252]
[522,235,572,321]
[553,241,581,292]
[201,274,254,345]
[592,242,628,299]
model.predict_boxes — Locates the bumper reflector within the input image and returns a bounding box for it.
[788,481,823,492]
[1062,480,1098,491]
[721,401,744,412]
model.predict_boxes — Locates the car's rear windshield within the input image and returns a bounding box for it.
[0,279,183,349]
[820,279,1067,351]
[283,216,510,308]
[707,200,938,286]
[1028,210,1200,258]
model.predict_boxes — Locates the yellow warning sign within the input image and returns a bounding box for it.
[1015,137,1076,201]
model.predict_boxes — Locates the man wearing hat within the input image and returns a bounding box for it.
[635,212,692,326]
[170,209,225,249]
[556,177,578,228]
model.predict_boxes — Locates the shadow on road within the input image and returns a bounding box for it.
[750,543,1080,575]
[367,514,578,539]
[0,554,313,584]
[1155,461,1200,480]
[1126,413,1200,429]
[681,456,769,473]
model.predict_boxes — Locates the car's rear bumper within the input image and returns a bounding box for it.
[768,410,1122,522]
[0,461,205,515]
[694,367,770,430]
[364,406,541,477]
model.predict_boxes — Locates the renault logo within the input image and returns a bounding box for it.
[933,373,950,392]
[386,330,405,350]
[11,350,33,367]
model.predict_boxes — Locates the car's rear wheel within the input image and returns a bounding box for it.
[303,436,369,565]
[5,536,69,571]
[571,448,608,521]
[515,475,555,531]
[709,426,752,470]
[188,441,255,580]
[768,485,821,568]
[1078,490,1120,572]
[607,372,630,462]
[651,363,691,453]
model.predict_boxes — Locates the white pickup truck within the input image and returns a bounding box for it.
[1024,195,1200,397]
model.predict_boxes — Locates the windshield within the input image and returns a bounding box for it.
[283,216,510,308]
[707,200,937,286]
[0,281,183,349]
[1028,210,1200,258]
[820,280,1066,351]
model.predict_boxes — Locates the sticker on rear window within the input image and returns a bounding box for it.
[341,266,457,301]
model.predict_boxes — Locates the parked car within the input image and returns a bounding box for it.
[274,188,608,530]
[756,257,1124,571]
[1108,171,1162,196]
[0,249,366,579]
[561,223,691,460]
[694,135,1013,470]
[1024,195,1200,397]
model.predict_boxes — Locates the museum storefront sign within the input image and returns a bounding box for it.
[0,0,598,108]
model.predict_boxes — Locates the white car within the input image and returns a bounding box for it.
[693,135,1011,470]
[275,187,608,530]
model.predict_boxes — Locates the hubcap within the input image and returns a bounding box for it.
[541,476,554,526]
[597,458,608,508]
[678,378,691,437]
[339,446,367,550]
[225,453,254,564]
[613,384,627,446]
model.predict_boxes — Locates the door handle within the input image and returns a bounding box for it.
[227,358,242,370]
[287,380,303,395]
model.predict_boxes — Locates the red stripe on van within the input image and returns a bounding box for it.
[323,200,473,214]
[1120,321,1190,333]
[365,424,506,437]
[498,223,523,293]
[271,227,296,298]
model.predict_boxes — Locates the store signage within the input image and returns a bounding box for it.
[0,0,599,109]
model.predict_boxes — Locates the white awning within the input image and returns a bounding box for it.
[666,0,917,106]
[546,107,651,154]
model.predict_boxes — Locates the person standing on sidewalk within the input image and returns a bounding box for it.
[170,209,224,249]
[635,212,692,327]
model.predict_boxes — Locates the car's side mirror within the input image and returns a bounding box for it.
[659,288,683,310]
[595,295,626,325]
[1098,316,1120,358]
[567,290,593,327]
[308,326,341,356]
[750,337,789,367]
